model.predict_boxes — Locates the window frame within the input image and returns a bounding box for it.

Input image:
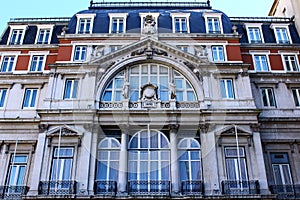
[22,88,38,109]
[220,79,235,99]
[0,88,7,108]
[244,23,264,44]
[72,45,87,62]
[75,14,96,34]
[251,52,271,72]
[6,154,28,186]
[280,53,300,72]
[203,12,223,34]
[35,25,54,44]
[212,45,226,62]
[108,13,128,34]
[261,87,276,108]
[7,25,27,45]
[271,24,292,44]
[63,79,79,100]
[292,88,300,107]
[170,13,190,33]
[270,153,293,185]
[0,55,17,73]
[224,147,248,181]
[50,147,74,181]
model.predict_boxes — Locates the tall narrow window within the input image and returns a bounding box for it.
[261,88,276,107]
[271,153,293,185]
[207,17,221,33]
[292,88,300,107]
[254,55,269,72]
[275,27,290,44]
[178,138,202,194]
[51,147,74,181]
[6,155,28,186]
[284,55,299,72]
[30,55,44,72]
[64,79,78,99]
[1,56,15,72]
[95,138,120,194]
[0,89,7,107]
[23,89,38,108]
[102,71,124,102]
[73,46,87,61]
[248,27,262,43]
[220,79,234,99]
[78,18,91,34]
[174,17,188,33]
[37,29,51,44]
[9,29,24,45]
[212,46,225,61]
[225,147,248,181]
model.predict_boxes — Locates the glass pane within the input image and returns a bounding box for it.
[179,161,189,181]
[282,165,292,184]
[191,161,201,180]
[16,166,26,185]
[97,161,108,179]
[13,155,27,163]
[273,165,283,185]
[23,90,31,107]
[30,90,37,107]
[109,161,119,180]
[72,81,78,98]
[102,91,112,101]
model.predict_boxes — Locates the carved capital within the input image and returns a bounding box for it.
[169,124,180,133]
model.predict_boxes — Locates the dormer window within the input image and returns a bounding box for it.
[7,25,27,45]
[170,13,190,33]
[76,14,96,34]
[244,24,264,44]
[109,13,128,34]
[203,13,223,34]
[271,24,292,44]
[35,25,54,44]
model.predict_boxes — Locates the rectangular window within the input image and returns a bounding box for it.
[30,55,44,72]
[220,79,234,99]
[212,46,225,61]
[9,29,23,45]
[51,147,74,181]
[37,29,51,44]
[6,155,28,186]
[23,89,38,108]
[284,55,299,72]
[174,17,188,33]
[111,18,124,33]
[177,46,188,52]
[271,153,293,185]
[110,45,121,53]
[1,56,15,72]
[73,46,87,61]
[248,27,262,43]
[254,55,269,72]
[261,88,276,107]
[0,89,7,107]
[208,17,221,33]
[78,18,91,34]
[225,147,248,181]
[64,79,79,99]
[275,27,290,44]
[292,88,300,107]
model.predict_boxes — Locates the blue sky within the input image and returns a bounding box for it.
[0,0,274,35]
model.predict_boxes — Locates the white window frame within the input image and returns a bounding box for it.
[270,24,292,44]
[0,52,20,73]
[75,14,96,34]
[139,13,160,34]
[6,154,28,186]
[250,51,271,72]
[292,88,300,107]
[50,147,74,181]
[35,24,54,44]
[244,23,264,43]
[28,51,49,73]
[0,88,8,108]
[203,12,223,34]
[72,45,87,62]
[220,79,234,99]
[261,87,276,108]
[280,52,300,72]
[170,13,190,33]
[63,79,79,100]
[7,25,28,45]
[212,45,226,62]
[22,88,38,109]
[108,13,128,34]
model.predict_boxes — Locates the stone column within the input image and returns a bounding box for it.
[252,131,270,194]
[118,125,129,194]
[170,124,180,195]
[27,133,47,196]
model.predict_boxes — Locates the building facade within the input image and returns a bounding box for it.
[0,1,299,199]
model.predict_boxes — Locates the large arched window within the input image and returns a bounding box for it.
[178,138,202,194]
[95,138,120,194]
[128,130,170,194]
[101,63,196,102]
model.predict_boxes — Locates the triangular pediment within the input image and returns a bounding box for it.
[47,125,83,137]
[216,125,252,137]
[90,36,211,69]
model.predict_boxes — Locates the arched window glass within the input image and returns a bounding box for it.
[128,130,170,194]
[178,138,202,191]
[96,138,120,181]
[100,64,197,102]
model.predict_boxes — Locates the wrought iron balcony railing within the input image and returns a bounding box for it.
[94,180,117,196]
[128,180,170,196]
[38,180,77,195]
[181,180,203,196]
[222,180,260,195]
[0,185,29,199]
[270,184,300,199]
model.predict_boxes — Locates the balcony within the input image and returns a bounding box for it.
[181,180,203,196]
[270,184,300,199]
[94,180,117,196]
[0,186,29,199]
[38,180,77,196]
[222,180,260,195]
[128,180,170,196]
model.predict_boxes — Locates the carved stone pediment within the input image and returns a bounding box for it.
[216,125,252,137]
[46,125,83,137]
